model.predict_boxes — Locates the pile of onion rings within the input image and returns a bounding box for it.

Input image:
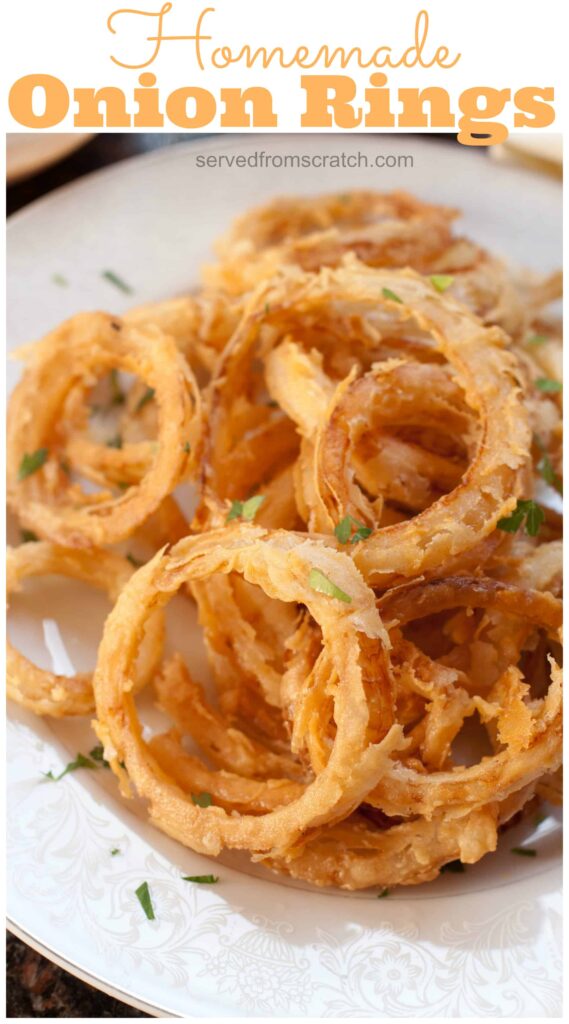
[7,190,562,890]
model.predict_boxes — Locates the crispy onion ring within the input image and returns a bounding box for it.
[264,786,536,890]
[206,191,457,294]
[7,189,562,890]
[7,542,164,716]
[364,577,562,818]
[93,526,404,856]
[7,313,200,547]
[199,262,531,586]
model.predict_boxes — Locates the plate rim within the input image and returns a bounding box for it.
[6,133,562,1018]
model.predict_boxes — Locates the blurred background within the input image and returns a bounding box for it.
[7,131,562,217]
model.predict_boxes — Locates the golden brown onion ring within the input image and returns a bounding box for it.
[93,525,404,857]
[7,542,164,717]
[264,786,535,890]
[7,313,200,548]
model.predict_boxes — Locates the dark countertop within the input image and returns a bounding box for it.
[7,133,208,217]
[6,933,150,1018]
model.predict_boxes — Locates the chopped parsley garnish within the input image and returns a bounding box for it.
[59,458,71,477]
[440,860,465,873]
[266,399,279,408]
[308,568,352,604]
[183,442,191,454]
[497,499,544,537]
[511,847,537,857]
[192,792,213,808]
[182,874,219,884]
[381,287,403,304]
[534,437,562,495]
[102,270,133,295]
[535,377,562,394]
[126,553,143,568]
[376,887,389,898]
[110,848,121,856]
[89,744,110,767]
[18,448,48,480]
[106,434,123,449]
[42,746,110,781]
[533,812,546,827]
[527,334,548,347]
[136,387,155,412]
[334,515,373,545]
[43,752,99,782]
[109,369,125,406]
[430,274,454,293]
[21,529,38,543]
[226,494,265,523]
[264,302,270,314]
[51,273,68,287]
[135,881,155,920]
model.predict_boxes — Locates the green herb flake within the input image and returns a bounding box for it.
[536,452,563,496]
[59,458,72,477]
[182,874,219,884]
[535,377,562,394]
[440,860,465,873]
[117,481,130,491]
[102,270,133,295]
[21,529,38,544]
[135,881,155,920]
[352,526,373,544]
[18,448,48,480]
[183,442,191,454]
[226,495,265,523]
[126,553,143,568]
[136,387,155,413]
[533,812,546,828]
[109,369,125,406]
[511,847,537,857]
[51,273,68,287]
[308,568,352,604]
[334,515,373,545]
[430,274,454,293]
[497,499,544,538]
[525,502,546,537]
[334,516,353,545]
[106,434,123,450]
[527,333,548,347]
[110,848,121,856]
[42,752,98,782]
[381,287,403,304]
[376,887,390,898]
[192,791,213,808]
[89,744,110,767]
[264,302,271,315]
[226,500,243,522]
[241,494,266,521]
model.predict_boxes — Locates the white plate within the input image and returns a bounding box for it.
[6,133,95,184]
[6,135,562,1018]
